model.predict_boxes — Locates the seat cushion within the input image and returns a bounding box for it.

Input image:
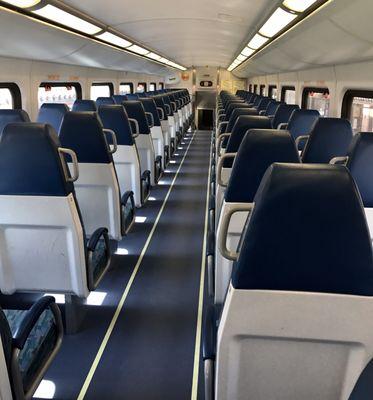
[4,308,56,389]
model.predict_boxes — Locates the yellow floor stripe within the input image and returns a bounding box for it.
[190,132,212,399]
[77,130,197,400]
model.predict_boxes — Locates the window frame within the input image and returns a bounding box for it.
[137,82,147,93]
[159,82,164,90]
[268,85,277,99]
[39,82,82,109]
[149,82,157,92]
[0,82,22,109]
[281,85,296,102]
[341,89,373,120]
[91,82,114,98]
[119,82,134,95]
[249,84,253,92]
[253,84,258,94]
[302,87,330,109]
[259,84,266,96]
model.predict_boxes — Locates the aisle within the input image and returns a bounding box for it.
[37,130,211,400]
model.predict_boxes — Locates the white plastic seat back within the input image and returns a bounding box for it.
[216,164,373,400]
[59,112,122,240]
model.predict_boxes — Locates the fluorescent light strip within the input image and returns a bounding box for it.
[283,0,318,12]
[147,52,161,60]
[241,47,255,57]
[259,7,297,38]
[96,31,132,48]
[33,4,102,35]
[248,33,269,50]
[2,0,40,7]
[128,44,149,55]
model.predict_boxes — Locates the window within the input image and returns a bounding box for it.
[281,86,296,103]
[249,84,253,92]
[137,82,147,93]
[254,85,258,94]
[119,82,134,95]
[268,85,278,100]
[260,85,266,96]
[342,90,373,134]
[149,83,156,92]
[302,87,330,117]
[159,82,164,90]
[38,82,81,109]
[0,83,21,109]
[90,83,114,101]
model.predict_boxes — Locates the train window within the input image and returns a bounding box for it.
[254,84,258,94]
[0,88,13,109]
[302,87,330,117]
[281,86,296,103]
[119,82,134,95]
[249,84,253,92]
[159,82,164,90]
[149,83,156,92]
[342,90,373,133]
[260,85,266,96]
[137,82,147,93]
[268,85,278,100]
[0,83,22,109]
[38,82,81,109]
[90,82,114,100]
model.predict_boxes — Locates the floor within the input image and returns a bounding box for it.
[33,129,211,400]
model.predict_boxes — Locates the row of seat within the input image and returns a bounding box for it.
[203,90,373,399]
[0,88,193,399]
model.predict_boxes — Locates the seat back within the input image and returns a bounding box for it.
[72,99,97,112]
[226,108,258,133]
[217,164,373,400]
[0,123,89,296]
[272,103,300,128]
[112,94,127,104]
[0,110,30,134]
[265,100,282,116]
[287,109,320,141]
[96,97,115,106]
[140,98,161,127]
[123,100,151,134]
[59,112,122,239]
[37,103,69,133]
[256,97,272,112]
[126,93,139,100]
[302,118,353,163]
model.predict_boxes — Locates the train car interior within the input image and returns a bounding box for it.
[0,0,373,399]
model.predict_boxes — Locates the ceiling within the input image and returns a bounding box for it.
[63,0,278,68]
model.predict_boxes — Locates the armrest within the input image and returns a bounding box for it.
[87,227,109,252]
[217,121,228,135]
[259,110,266,116]
[216,134,231,158]
[278,123,288,130]
[12,297,57,350]
[121,190,135,206]
[330,156,349,165]
[203,305,217,361]
[217,153,236,187]
[295,135,310,151]
[141,170,151,180]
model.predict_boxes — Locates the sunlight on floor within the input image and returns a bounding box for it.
[86,291,107,306]
[44,293,65,304]
[135,216,147,223]
[33,380,56,399]
[115,247,129,255]
[148,196,157,201]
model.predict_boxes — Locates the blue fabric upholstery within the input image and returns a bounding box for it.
[96,97,115,107]
[256,98,272,112]
[0,109,30,134]
[37,103,69,134]
[272,104,300,128]
[347,132,373,207]
[302,118,353,163]
[59,112,112,164]
[225,129,300,203]
[112,95,128,104]
[232,163,373,295]
[153,96,168,121]
[226,108,258,133]
[140,98,161,126]
[123,101,150,134]
[265,101,282,116]
[0,123,73,196]
[72,99,97,112]
[126,94,139,100]
[287,109,320,141]
[224,116,272,167]
[225,103,253,121]
[98,105,134,146]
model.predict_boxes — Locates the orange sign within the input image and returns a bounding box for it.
[181,72,190,81]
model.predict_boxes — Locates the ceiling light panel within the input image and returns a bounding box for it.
[283,0,318,12]
[128,44,149,55]
[96,32,132,48]
[147,52,161,60]
[2,0,40,7]
[33,4,101,35]
[241,47,255,57]
[259,7,297,37]
[247,34,269,50]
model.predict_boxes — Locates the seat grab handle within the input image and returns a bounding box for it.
[128,118,140,138]
[145,112,154,128]
[59,147,79,182]
[157,107,165,120]
[217,153,236,187]
[103,129,118,154]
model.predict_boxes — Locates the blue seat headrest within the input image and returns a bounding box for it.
[256,98,272,112]
[96,97,115,107]
[112,95,128,104]
[0,110,30,134]
[265,101,282,116]
[0,123,73,196]
[232,163,373,295]
[226,108,258,133]
[59,112,111,164]
[98,105,134,146]
[37,103,69,134]
[139,98,161,127]
[226,103,253,120]
[137,92,147,98]
[126,94,139,100]
[272,104,300,128]
[302,118,353,163]
[72,100,97,112]
[224,116,272,167]
[347,132,373,207]
[287,109,320,141]
[122,101,150,134]
[225,129,300,203]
